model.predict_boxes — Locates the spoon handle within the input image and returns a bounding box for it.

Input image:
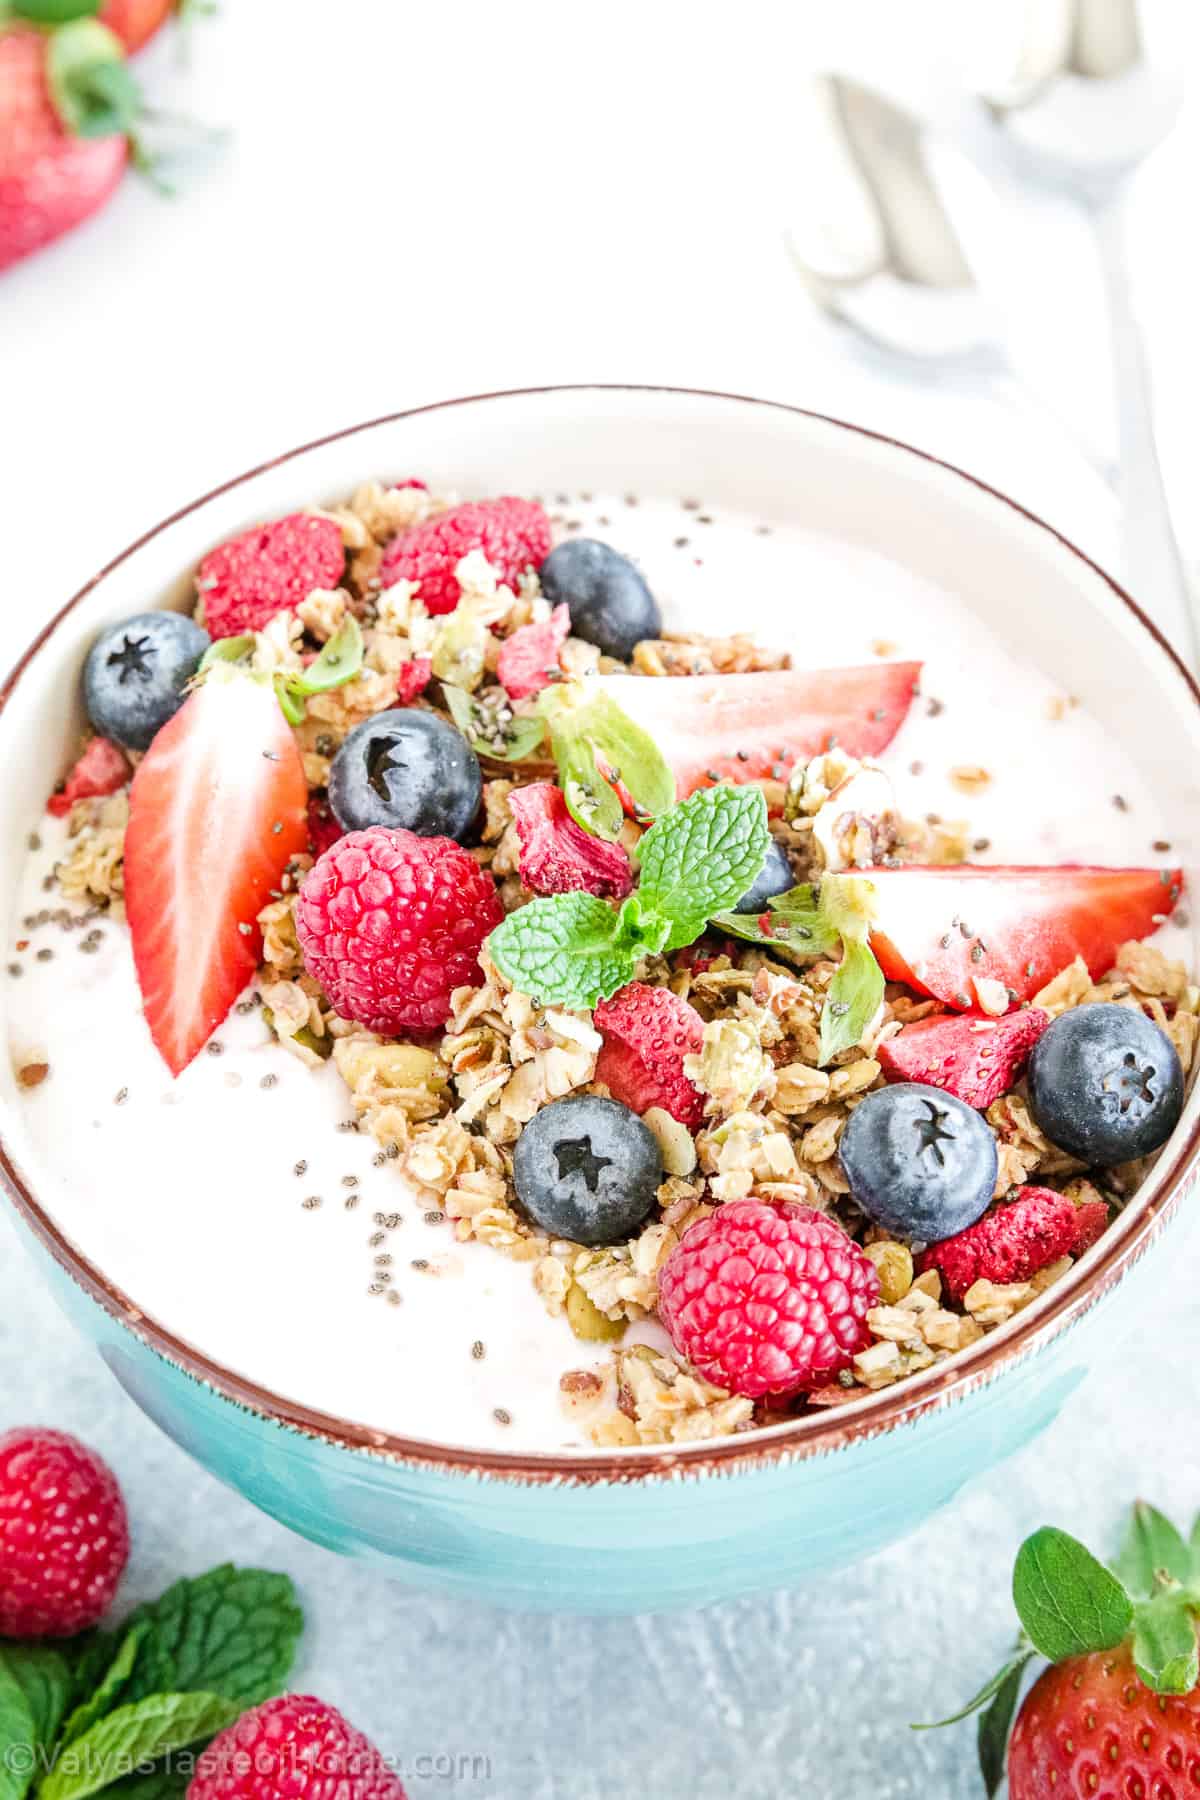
[1092,193,1197,667]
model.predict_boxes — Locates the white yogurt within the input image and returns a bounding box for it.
[4,494,1188,1453]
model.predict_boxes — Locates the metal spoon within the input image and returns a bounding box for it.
[974,0,1195,661]
[785,72,1115,475]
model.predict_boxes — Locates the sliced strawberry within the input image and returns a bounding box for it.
[125,669,308,1075]
[508,782,633,899]
[591,662,921,798]
[877,1007,1050,1109]
[47,736,130,818]
[497,603,570,701]
[594,982,706,1128]
[867,864,1183,1012]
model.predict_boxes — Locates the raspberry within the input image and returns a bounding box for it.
[877,1007,1050,1110]
[197,515,346,639]
[509,783,633,901]
[47,736,129,818]
[377,497,551,615]
[0,1428,129,1637]
[188,1695,406,1800]
[593,981,705,1127]
[919,1185,1106,1301]
[496,603,570,700]
[658,1200,879,1398]
[394,656,432,705]
[295,827,502,1034]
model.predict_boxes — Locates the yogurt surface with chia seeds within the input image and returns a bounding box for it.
[5,489,1191,1453]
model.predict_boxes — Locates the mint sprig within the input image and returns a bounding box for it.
[489,787,767,1008]
[921,1502,1200,1795]
[0,1565,303,1800]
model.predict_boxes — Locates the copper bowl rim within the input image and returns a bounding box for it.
[2,383,1197,1487]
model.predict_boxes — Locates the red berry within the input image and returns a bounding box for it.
[47,736,129,818]
[0,1428,129,1638]
[307,793,343,859]
[594,981,705,1127]
[509,782,633,901]
[295,827,503,1034]
[496,603,570,700]
[394,656,432,705]
[392,478,426,491]
[1008,1643,1200,1800]
[187,1695,406,1800]
[919,1185,1105,1301]
[377,497,551,616]
[877,1008,1050,1110]
[658,1200,879,1398]
[197,515,346,639]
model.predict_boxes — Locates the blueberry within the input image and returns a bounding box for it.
[1027,1002,1184,1166]
[732,839,795,914]
[513,1095,663,1246]
[839,1082,998,1240]
[329,709,482,841]
[538,539,662,661]
[83,611,210,751]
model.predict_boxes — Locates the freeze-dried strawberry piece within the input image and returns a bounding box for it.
[594,981,706,1128]
[47,736,129,817]
[497,604,570,701]
[919,1185,1104,1301]
[395,657,432,704]
[509,782,633,900]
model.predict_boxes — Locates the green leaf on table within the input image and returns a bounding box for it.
[60,1622,149,1747]
[0,1654,40,1800]
[1132,1590,1200,1695]
[1013,1527,1133,1662]
[818,935,885,1066]
[47,20,141,139]
[119,1566,303,1710]
[977,1656,1028,1799]
[37,1692,238,1800]
[488,893,663,1011]
[636,786,769,951]
[1113,1500,1193,1599]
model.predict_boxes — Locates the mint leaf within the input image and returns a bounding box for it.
[38,1693,238,1800]
[711,882,842,959]
[444,686,546,763]
[0,1652,40,1800]
[288,616,363,698]
[1113,1501,1192,1599]
[102,1769,188,1800]
[120,1566,303,1710]
[977,1657,1028,1798]
[1013,1527,1133,1661]
[60,1622,149,1747]
[818,936,884,1065]
[1132,1590,1199,1695]
[47,20,141,139]
[488,895,642,1009]
[637,787,769,951]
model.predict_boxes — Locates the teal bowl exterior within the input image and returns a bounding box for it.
[9,1157,1195,1614]
[2,389,1199,1614]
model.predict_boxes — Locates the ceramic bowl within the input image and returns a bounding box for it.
[2,386,1198,1614]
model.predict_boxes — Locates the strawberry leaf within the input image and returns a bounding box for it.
[818,935,884,1066]
[977,1656,1029,1798]
[912,1647,1033,1732]
[1013,1527,1133,1662]
[1132,1590,1200,1695]
[47,19,141,139]
[1113,1500,1192,1599]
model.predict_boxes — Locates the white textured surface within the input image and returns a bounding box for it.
[2,2,1199,1793]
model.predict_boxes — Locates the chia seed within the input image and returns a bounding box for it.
[344,1194,359,1211]
[260,1073,278,1090]
[293,1159,308,1177]
[411,1258,429,1271]
[1154,839,1173,853]
[471,1340,486,1360]
[114,1087,128,1105]
[206,1040,224,1056]
[926,698,944,717]
[493,1408,512,1427]
[7,964,21,978]
[35,947,52,962]
[342,1174,359,1188]
[423,1210,445,1226]
[27,833,41,852]
[1112,795,1128,812]
[973,838,991,853]
[302,1196,322,1210]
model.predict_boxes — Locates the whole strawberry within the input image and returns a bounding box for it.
[188,1695,406,1800]
[927,1500,1200,1796]
[0,1427,129,1637]
[295,827,503,1034]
